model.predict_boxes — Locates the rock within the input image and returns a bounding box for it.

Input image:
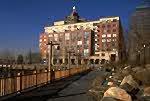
[120,75,139,89]
[134,70,150,86]
[100,97,122,101]
[138,96,150,101]
[104,87,132,101]
[144,87,150,96]
[132,66,143,72]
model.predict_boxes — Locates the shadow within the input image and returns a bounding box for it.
[3,71,91,101]
[50,92,86,99]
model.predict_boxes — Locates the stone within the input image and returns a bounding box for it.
[134,70,150,86]
[120,75,139,89]
[144,87,150,96]
[104,87,132,101]
[100,97,122,101]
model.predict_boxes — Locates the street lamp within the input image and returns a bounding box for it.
[47,40,59,83]
[143,44,146,68]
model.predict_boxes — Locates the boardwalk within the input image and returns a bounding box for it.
[3,69,103,101]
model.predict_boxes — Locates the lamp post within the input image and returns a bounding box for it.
[67,49,75,76]
[143,44,146,68]
[47,41,59,83]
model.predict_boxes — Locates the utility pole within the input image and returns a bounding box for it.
[47,41,59,83]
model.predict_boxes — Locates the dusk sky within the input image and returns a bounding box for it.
[0,0,142,52]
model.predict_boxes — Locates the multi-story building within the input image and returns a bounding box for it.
[39,7,125,64]
[128,0,150,64]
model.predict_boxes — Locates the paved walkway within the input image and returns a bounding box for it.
[47,69,104,101]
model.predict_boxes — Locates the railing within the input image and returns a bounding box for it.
[0,66,91,97]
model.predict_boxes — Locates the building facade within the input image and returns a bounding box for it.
[39,7,125,64]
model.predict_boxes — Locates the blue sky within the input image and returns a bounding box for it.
[0,0,142,52]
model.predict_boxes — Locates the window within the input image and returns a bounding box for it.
[78,32,82,40]
[65,33,69,40]
[102,25,105,28]
[49,34,53,41]
[54,34,58,41]
[113,34,117,37]
[80,25,83,29]
[113,24,117,27]
[113,19,117,22]
[77,41,82,45]
[59,33,63,41]
[107,34,111,37]
[107,39,111,42]
[107,20,111,23]
[86,23,90,27]
[84,49,89,56]
[102,29,107,33]
[102,34,106,38]
[93,23,98,26]
[101,20,106,23]
[49,34,52,37]
[107,24,111,28]
[101,53,105,56]
[93,28,96,31]
[74,25,77,28]
[107,30,111,33]
[40,39,42,42]
[102,39,106,42]
[112,39,116,42]
[68,26,71,29]
[113,29,116,32]
[44,39,47,42]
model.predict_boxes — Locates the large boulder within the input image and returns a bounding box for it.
[134,70,150,86]
[103,87,132,101]
[120,75,139,89]
[144,87,150,96]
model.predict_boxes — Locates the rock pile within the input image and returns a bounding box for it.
[87,64,150,101]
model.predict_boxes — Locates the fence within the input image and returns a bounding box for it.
[0,66,91,97]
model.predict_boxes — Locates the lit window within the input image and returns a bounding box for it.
[113,34,117,37]
[77,41,82,45]
[107,34,111,37]
[102,34,106,38]
[102,39,106,42]
[44,39,47,42]
[40,39,42,42]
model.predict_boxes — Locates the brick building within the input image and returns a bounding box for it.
[39,7,125,64]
